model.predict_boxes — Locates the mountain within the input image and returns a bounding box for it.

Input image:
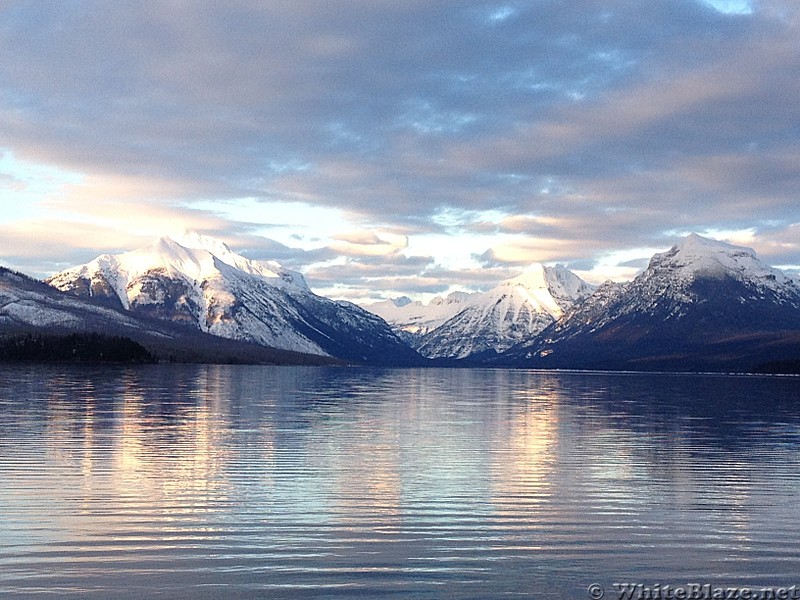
[47,233,421,365]
[366,291,477,344]
[10,231,800,371]
[1,265,149,333]
[501,234,800,372]
[0,265,338,365]
[417,264,595,358]
[364,264,594,359]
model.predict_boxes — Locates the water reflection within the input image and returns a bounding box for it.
[0,365,799,598]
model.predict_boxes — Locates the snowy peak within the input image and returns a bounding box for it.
[428,291,475,307]
[645,233,793,295]
[366,290,478,336]
[363,263,595,359]
[680,232,744,252]
[390,296,413,308]
[167,233,310,290]
[502,263,550,291]
[55,234,310,299]
[136,237,218,281]
[657,233,757,272]
[173,231,234,256]
[385,263,594,359]
[496,263,595,319]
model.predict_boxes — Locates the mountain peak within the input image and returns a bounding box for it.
[391,296,413,308]
[144,233,309,291]
[674,233,755,258]
[649,233,772,285]
[170,231,234,256]
[405,264,594,359]
[504,263,548,289]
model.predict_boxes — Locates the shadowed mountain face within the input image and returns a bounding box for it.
[46,234,422,366]
[500,235,800,372]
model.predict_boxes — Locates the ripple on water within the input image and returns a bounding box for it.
[1,366,799,598]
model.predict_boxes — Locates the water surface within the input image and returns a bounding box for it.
[1,365,799,599]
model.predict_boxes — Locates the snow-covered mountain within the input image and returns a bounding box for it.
[1,265,148,333]
[503,234,800,371]
[365,264,594,359]
[47,233,420,365]
[418,264,594,358]
[1,264,340,365]
[366,291,477,342]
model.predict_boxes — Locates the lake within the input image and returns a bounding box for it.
[1,365,799,599]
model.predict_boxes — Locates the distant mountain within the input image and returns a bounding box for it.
[365,264,594,359]
[418,264,594,358]
[366,291,477,344]
[47,233,420,365]
[501,234,800,372]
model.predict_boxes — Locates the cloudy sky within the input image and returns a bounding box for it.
[1,0,799,302]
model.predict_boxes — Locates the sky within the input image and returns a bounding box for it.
[1,0,799,302]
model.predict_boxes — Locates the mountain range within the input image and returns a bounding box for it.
[497,233,800,372]
[366,234,800,371]
[2,232,799,372]
[367,264,595,358]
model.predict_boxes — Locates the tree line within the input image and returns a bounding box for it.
[0,332,155,364]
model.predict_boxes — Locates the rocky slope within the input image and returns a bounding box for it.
[47,233,420,365]
[501,234,800,371]
[365,264,594,359]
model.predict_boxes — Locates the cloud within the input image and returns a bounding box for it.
[329,230,408,257]
[303,252,440,301]
[477,238,586,266]
[0,220,152,276]
[1,1,800,297]
[212,233,338,270]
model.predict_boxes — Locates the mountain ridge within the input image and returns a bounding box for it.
[499,234,800,371]
[365,263,595,358]
[46,234,421,365]
[0,265,337,365]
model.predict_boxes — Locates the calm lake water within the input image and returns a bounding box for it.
[1,365,799,599]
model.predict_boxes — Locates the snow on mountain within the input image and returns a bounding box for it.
[174,231,310,290]
[571,233,800,329]
[640,232,798,301]
[48,233,309,312]
[415,264,595,358]
[363,264,594,359]
[366,291,478,338]
[47,234,419,364]
[505,234,800,371]
[0,266,150,332]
